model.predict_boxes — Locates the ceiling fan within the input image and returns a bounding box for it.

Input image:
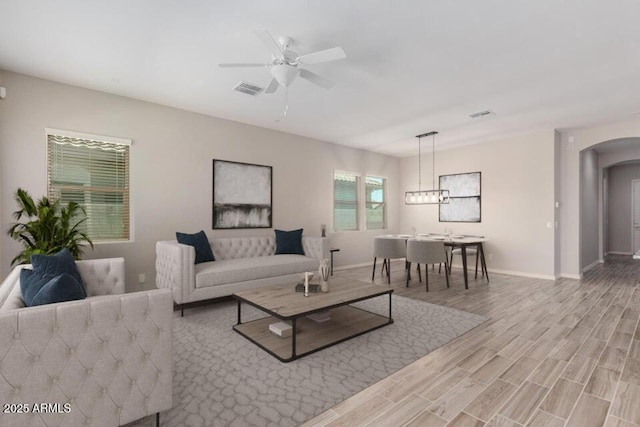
[218,30,346,95]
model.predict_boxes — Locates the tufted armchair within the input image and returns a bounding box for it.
[0,258,173,427]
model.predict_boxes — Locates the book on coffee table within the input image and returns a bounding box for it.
[306,311,331,323]
[269,321,292,338]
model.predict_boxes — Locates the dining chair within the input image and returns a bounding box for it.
[406,239,449,291]
[373,236,407,284]
[449,235,487,279]
[417,234,446,273]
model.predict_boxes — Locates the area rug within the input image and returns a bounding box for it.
[132,294,486,427]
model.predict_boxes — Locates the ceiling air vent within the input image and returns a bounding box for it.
[233,81,264,96]
[469,110,496,119]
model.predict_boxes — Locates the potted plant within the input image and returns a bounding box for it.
[8,188,93,266]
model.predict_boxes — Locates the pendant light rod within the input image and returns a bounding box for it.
[432,132,436,190]
[415,131,438,191]
[418,135,422,191]
[415,131,439,190]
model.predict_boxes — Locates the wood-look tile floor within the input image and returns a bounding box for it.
[302,256,640,427]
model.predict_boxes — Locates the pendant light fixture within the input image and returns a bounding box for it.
[405,131,450,205]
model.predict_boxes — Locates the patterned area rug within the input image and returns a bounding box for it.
[132,294,486,427]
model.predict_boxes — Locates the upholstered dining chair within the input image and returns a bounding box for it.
[406,239,449,291]
[372,236,407,284]
[449,235,487,279]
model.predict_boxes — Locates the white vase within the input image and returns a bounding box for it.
[320,280,329,293]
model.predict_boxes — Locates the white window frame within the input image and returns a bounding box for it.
[45,128,134,244]
[364,174,388,230]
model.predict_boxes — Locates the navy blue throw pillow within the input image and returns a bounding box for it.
[30,273,86,307]
[176,230,215,264]
[30,248,84,291]
[20,248,87,307]
[275,229,305,255]
[20,268,44,306]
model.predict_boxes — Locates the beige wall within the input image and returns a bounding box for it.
[6,68,640,282]
[400,130,557,279]
[554,131,562,276]
[0,71,400,290]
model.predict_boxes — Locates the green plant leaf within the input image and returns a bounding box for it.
[7,188,94,266]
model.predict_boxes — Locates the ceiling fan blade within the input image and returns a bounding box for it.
[297,47,346,65]
[218,63,269,68]
[264,77,279,94]
[253,30,284,57]
[299,69,335,89]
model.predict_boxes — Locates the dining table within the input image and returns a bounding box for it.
[417,235,490,290]
[378,234,489,290]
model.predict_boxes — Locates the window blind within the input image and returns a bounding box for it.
[365,176,386,230]
[47,133,130,241]
[333,171,359,231]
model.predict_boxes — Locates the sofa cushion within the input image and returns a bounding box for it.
[195,255,319,288]
[176,230,215,264]
[274,229,304,255]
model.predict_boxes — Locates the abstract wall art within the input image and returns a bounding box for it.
[439,172,481,222]
[212,159,272,229]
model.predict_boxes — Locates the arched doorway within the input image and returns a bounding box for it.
[579,137,640,271]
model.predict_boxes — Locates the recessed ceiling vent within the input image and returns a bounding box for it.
[233,81,264,96]
[469,110,496,119]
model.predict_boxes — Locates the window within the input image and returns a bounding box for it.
[47,129,131,242]
[365,176,387,229]
[333,171,360,231]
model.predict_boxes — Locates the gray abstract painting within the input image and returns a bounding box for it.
[213,160,272,229]
[439,172,481,222]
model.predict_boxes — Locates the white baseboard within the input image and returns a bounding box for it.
[343,259,558,281]
[484,268,557,281]
[334,261,374,271]
[560,273,582,280]
[581,259,601,273]
[607,251,632,255]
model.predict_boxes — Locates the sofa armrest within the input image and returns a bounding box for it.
[0,264,28,310]
[302,236,330,261]
[0,288,173,427]
[155,240,195,304]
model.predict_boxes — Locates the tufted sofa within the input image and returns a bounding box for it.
[0,258,173,427]
[156,236,329,313]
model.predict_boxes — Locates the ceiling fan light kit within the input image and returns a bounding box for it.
[270,64,300,88]
[218,30,346,115]
[405,131,450,205]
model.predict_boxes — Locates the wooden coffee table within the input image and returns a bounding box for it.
[233,280,394,362]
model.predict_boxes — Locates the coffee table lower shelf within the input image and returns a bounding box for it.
[233,304,393,362]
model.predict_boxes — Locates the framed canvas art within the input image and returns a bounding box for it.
[212,159,272,229]
[439,172,481,222]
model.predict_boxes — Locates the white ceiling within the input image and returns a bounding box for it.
[2,0,640,157]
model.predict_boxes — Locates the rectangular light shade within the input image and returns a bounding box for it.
[405,189,450,205]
